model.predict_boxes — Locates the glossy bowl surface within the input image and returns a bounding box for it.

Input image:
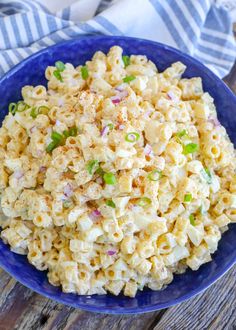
[0,36,235,314]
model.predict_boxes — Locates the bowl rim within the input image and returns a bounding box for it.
[0,255,235,314]
[0,35,235,314]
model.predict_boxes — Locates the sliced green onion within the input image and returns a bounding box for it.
[53,70,63,82]
[147,170,162,181]
[86,160,99,175]
[125,132,140,143]
[183,143,198,155]
[30,107,38,119]
[205,168,211,177]
[107,123,114,130]
[96,167,105,176]
[30,106,49,119]
[137,197,152,207]
[9,103,17,115]
[122,55,130,67]
[9,101,29,115]
[177,129,187,138]
[81,66,89,80]
[189,214,195,226]
[38,106,49,115]
[106,200,116,208]
[16,101,29,112]
[55,61,65,72]
[103,172,117,185]
[184,193,192,202]
[123,75,136,83]
[51,131,63,142]
[46,131,63,153]
[63,130,70,138]
[201,168,212,184]
[68,126,78,136]
[63,200,73,208]
[46,140,58,153]
[63,126,78,138]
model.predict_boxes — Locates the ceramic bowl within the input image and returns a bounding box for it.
[0,36,235,314]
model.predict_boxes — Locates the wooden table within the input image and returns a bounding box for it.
[0,65,235,330]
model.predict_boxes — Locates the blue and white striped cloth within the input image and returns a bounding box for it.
[0,0,235,78]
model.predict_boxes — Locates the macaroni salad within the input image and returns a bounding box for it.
[0,46,235,297]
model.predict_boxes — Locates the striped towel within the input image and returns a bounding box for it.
[0,0,235,78]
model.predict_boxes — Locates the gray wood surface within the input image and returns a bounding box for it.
[0,265,235,330]
[0,36,235,330]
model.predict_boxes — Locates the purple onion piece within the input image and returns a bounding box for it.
[107,250,116,256]
[101,126,110,137]
[64,183,74,198]
[144,144,153,156]
[39,166,47,173]
[13,170,24,179]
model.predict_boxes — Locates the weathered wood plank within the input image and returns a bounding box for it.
[0,269,17,306]
[224,61,236,93]
[0,270,35,330]
[153,265,236,330]
[0,268,164,330]
[60,309,164,330]
[0,265,235,330]
[48,310,161,330]
[14,297,64,330]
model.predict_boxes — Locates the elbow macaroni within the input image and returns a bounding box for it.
[0,46,235,297]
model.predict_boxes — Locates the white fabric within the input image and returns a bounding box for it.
[0,0,235,78]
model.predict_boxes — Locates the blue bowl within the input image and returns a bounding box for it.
[0,36,235,314]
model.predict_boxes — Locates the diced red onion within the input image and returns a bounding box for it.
[214,118,221,127]
[57,98,64,107]
[13,169,24,179]
[80,195,89,204]
[167,91,176,101]
[46,127,52,134]
[118,124,125,130]
[111,90,128,105]
[101,125,110,137]
[39,166,47,173]
[144,111,151,119]
[37,150,43,157]
[96,177,103,184]
[29,126,36,134]
[209,116,221,127]
[90,88,97,94]
[93,73,100,79]
[115,84,125,92]
[91,209,101,217]
[119,90,128,98]
[144,144,153,156]
[107,250,116,256]
[64,183,74,198]
[111,97,121,104]
[55,120,61,126]
[115,86,123,92]
[89,209,102,222]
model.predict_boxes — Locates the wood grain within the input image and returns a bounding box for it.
[224,61,236,93]
[0,268,164,330]
[154,265,236,330]
[0,266,235,330]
